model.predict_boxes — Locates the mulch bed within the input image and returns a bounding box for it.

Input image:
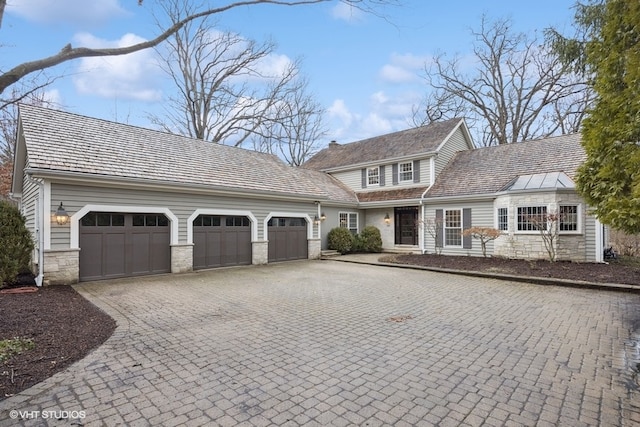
[381,254,640,286]
[0,284,116,400]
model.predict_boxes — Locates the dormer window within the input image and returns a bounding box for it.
[367,167,380,186]
[399,162,413,182]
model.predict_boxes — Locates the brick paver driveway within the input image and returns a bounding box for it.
[2,260,640,426]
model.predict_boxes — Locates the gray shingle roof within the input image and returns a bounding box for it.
[19,104,357,203]
[425,134,585,198]
[302,118,464,171]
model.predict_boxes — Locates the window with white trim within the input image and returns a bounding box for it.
[339,212,358,234]
[399,162,413,182]
[517,206,547,231]
[497,207,508,231]
[367,167,380,186]
[444,209,462,246]
[559,205,579,232]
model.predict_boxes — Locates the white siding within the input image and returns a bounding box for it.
[332,158,433,192]
[50,183,320,249]
[435,128,471,177]
[423,201,495,257]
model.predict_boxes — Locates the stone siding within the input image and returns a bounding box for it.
[252,241,268,265]
[44,249,80,285]
[171,244,193,273]
[308,238,321,259]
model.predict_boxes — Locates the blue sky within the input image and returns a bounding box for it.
[3,0,578,145]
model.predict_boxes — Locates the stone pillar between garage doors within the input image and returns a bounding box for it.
[43,249,80,285]
[171,244,194,273]
[308,238,321,259]
[252,240,268,265]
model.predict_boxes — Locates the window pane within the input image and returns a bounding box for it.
[81,213,96,226]
[367,167,379,185]
[399,162,413,181]
[202,216,212,226]
[97,213,111,226]
[157,215,169,226]
[559,205,578,231]
[497,208,508,231]
[146,215,157,226]
[339,213,348,228]
[111,214,125,226]
[444,210,462,246]
[132,215,145,226]
[517,206,547,231]
[194,216,202,226]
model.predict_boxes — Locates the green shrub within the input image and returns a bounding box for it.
[327,227,355,254]
[358,225,383,253]
[0,201,34,286]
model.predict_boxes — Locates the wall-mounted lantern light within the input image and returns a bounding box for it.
[320,212,326,221]
[384,213,391,225]
[314,215,321,225]
[55,202,69,225]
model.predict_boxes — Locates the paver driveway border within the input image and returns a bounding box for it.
[1,259,640,426]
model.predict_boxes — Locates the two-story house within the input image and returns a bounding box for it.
[302,118,474,253]
[11,105,606,285]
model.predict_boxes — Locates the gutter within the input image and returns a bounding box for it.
[25,173,44,287]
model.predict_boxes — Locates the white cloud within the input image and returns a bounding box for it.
[379,52,428,84]
[7,0,128,26]
[72,32,163,101]
[330,3,364,23]
[254,53,295,79]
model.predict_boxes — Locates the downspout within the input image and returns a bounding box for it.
[419,157,437,254]
[25,174,45,287]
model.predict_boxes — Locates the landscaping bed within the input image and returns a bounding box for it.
[381,253,640,286]
[0,285,115,400]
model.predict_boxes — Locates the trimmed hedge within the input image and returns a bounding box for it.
[327,227,355,254]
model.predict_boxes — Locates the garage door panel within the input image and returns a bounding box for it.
[193,216,251,269]
[79,213,170,281]
[104,232,126,277]
[268,217,308,262]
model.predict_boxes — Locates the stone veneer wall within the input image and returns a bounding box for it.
[308,238,321,259]
[171,244,193,273]
[493,191,587,262]
[252,241,268,265]
[44,249,80,285]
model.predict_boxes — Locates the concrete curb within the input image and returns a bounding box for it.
[324,256,640,294]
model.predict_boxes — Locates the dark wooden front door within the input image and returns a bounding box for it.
[394,207,418,245]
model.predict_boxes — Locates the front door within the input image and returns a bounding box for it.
[394,207,418,245]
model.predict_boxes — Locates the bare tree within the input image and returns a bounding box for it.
[414,17,593,146]
[0,0,400,98]
[253,78,327,165]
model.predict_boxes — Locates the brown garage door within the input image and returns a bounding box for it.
[193,215,252,269]
[79,213,170,281]
[268,217,308,262]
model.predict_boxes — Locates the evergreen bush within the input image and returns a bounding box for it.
[327,227,355,254]
[0,201,34,286]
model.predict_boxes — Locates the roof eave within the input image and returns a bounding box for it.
[24,168,332,203]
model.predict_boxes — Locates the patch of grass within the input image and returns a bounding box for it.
[614,256,640,268]
[0,337,35,363]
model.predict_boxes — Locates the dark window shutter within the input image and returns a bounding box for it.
[361,168,367,188]
[380,165,385,186]
[435,209,443,248]
[463,208,472,249]
[392,164,399,185]
[413,160,420,183]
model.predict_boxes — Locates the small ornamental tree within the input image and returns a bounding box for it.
[423,217,443,255]
[358,226,383,253]
[461,227,502,257]
[0,200,34,286]
[327,227,355,255]
[528,212,560,262]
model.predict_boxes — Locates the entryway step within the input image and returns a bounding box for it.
[321,250,341,258]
